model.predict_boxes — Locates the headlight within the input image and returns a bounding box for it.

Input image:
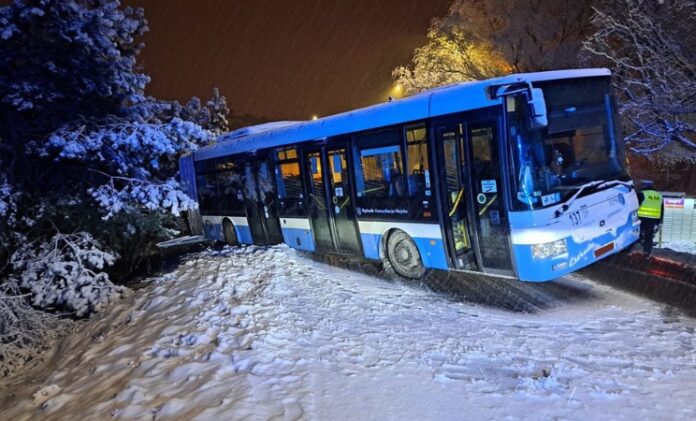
[532,239,568,259]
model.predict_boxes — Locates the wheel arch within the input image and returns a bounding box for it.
[378,227,398,262]
[378,226,432,268]
[221,217,239,245]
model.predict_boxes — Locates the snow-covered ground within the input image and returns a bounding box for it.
[661,240,696,255]
[2,245,696,420]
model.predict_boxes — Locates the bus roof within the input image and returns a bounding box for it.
[194,68,610,161]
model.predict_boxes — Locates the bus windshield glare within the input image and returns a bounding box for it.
[507,77,627,210]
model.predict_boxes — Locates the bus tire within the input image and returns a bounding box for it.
[385,230,426,279]
[222,219,238,246]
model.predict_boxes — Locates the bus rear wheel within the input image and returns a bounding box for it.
[385,230,426,279]
[222,220,238,246]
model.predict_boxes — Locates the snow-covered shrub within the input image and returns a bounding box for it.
[0,284,67,378]
[0,176,17,224]
[9,232,126,317]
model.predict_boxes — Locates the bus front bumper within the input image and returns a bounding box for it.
[512,214,640,282]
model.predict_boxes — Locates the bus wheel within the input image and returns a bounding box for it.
[222,220,238,246]
[385,230,426,279]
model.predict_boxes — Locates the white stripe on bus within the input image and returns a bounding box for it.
[357,221,442,239]
[201,215,249,227]
[280,218,312,230]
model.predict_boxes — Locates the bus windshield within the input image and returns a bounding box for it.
[507,77,627,210]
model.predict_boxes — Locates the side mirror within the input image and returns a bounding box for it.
[527,88,548,129]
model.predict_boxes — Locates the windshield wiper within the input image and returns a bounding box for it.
[595,179,633,190]
[554,179,605,218]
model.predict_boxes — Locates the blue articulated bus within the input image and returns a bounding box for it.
[179,69,640,282]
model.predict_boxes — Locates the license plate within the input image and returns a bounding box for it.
[594,242,615,258]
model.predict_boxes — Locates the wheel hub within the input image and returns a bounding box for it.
[386,231,425,279]
[394,241,414,266]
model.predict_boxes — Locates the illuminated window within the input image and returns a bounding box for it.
[358,146,405,198]
[405,125,430,197]
[471,128,493,162]
[274,148,303,200]
[276,149,297,160]
[329,151,346,184]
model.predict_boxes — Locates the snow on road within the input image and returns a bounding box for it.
[2,245,696,420]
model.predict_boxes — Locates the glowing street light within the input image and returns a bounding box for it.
[388,84,404,101]
[312,115,318,120]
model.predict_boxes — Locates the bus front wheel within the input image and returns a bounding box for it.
[222,220,238,246]
[385,230,426,279]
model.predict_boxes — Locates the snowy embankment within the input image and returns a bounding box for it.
[2,246,696,420]
[662,241,696,255]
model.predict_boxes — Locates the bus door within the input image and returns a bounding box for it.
[435,124,477,270]
[326,145,362,254]
[304,148,335,251]
[244,157,283,245]
[465,122,513,273]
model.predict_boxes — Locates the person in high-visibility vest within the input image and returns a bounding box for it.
[637,180,664,256]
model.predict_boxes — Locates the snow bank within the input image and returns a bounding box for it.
[2,246,696,420]
[662,241,696,255]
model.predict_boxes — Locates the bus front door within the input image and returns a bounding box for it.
[436,124,477,270]
[466,122,513,274]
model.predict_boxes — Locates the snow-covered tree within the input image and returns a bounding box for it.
[393,22,510,95]
[582,0,696,157]
[39,114,210,219]
[0,0,220,326]
[394,0,594,95]
[0,0,149,141]
[455,0,595,73]
[205,87,230,135]
[178,88,230,135]
[0,0,232,379]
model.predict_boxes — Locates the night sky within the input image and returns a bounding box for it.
[128,0,452,121]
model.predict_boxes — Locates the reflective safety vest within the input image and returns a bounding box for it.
[638,189,662,219]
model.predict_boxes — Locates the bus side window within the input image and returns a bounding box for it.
[354,128,410,216]
[274,147,304,216]
[358,145,405,199]
[195,172,218,215]
[217,168,245,215]
[406,125,432,192]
